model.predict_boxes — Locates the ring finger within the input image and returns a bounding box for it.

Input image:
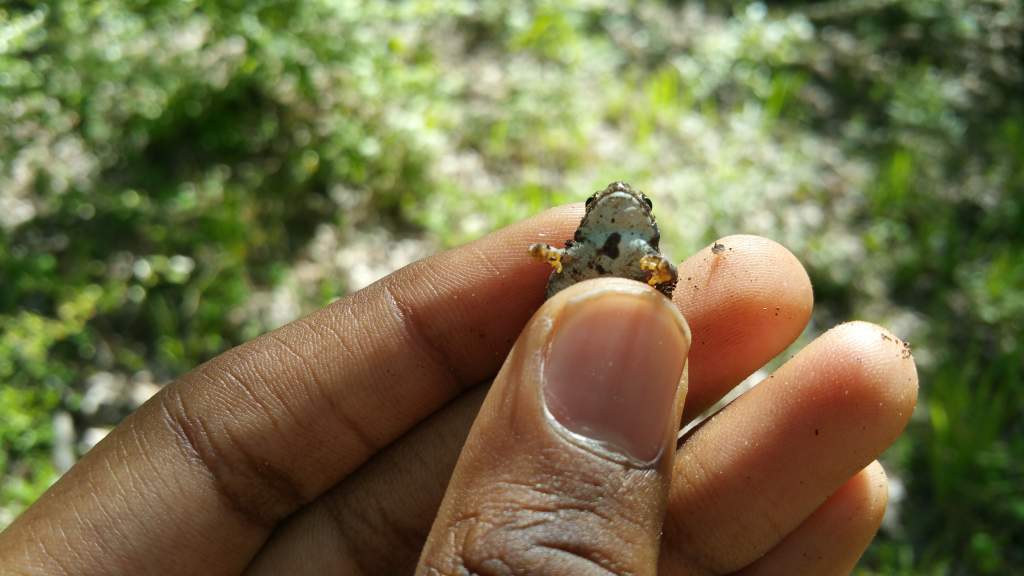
[660,321,917,574]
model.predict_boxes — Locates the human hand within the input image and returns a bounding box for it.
[0,205,917,575]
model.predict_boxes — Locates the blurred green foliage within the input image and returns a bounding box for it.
[1,0,1021,572]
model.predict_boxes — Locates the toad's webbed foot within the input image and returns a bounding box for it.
[640,254,676,287]
[529,243,567,274]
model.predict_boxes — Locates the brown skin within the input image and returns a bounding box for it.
[0,206,918,575]
[419,280,691,574]
[736,461,890,576]
[662,321,915,575]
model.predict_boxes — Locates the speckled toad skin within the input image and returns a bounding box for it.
[530,182,678,299]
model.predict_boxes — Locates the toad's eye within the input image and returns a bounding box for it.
[642,196,653,210]
[585,196,596,209]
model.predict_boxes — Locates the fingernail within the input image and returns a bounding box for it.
[542,287,689,464]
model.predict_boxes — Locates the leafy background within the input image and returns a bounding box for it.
[2,0,1021,573]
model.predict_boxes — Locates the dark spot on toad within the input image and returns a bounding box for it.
[814,428,819,436]
[564,239,575,249]
[574,228,585,242]
[599,232,621,259]
[650,230,661,249]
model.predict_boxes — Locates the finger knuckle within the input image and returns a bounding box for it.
[432,481,644,576]
[159,383,304,527]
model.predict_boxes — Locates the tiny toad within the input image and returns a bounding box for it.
[530,181,678,299]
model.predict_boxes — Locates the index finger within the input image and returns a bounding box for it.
[0,205,582,576]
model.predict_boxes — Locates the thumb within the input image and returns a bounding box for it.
[417,278,690,575]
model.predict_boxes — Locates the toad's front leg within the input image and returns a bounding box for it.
[529,243,569,274]
[639,253,677,287]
